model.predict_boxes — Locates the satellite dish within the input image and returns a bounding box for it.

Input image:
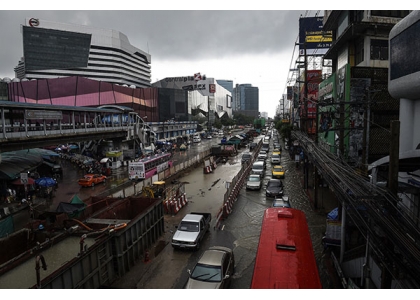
[130,85,136,88]
[3,77,11,83]
[12,78,20,82]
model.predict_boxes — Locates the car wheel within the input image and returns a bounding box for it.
[195,242,200,251]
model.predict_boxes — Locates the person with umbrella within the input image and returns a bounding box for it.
[35,177,58,199]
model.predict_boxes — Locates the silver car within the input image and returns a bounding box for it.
[251,161,266,178]
[246,174,262,190]
[186,246,235,289]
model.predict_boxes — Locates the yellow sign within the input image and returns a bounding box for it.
[306,35,333,43]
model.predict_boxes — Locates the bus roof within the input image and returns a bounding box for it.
[251,207,322,289]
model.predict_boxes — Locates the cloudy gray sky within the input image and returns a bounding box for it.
[0,6,322,117]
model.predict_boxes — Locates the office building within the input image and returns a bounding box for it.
[15,18,151,88]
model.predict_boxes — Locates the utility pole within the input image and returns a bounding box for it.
[388,120,400,198]
[304,42,308,134]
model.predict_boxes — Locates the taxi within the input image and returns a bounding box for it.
[78,174,107,187]
[272,148,281,156]
[271,165,285,179]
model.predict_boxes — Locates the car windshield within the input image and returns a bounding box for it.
[272,155,280,159]
[274,166,283,171]
[191,264,222,282]
[178,221,199,232]
[268,181,282,187]
[273,200,290,207]
[253,164,263,169]
[248,176,260,182]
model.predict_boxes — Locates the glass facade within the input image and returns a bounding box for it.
[23,27,91,71]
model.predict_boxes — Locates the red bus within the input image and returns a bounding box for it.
[251,207,322,289]
[128,152,173,181]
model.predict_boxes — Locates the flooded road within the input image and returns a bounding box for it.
[111,134,341,289]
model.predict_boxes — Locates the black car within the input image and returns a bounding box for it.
[241,152,252,164]
[249,142,257,151]
[265,179,284,197]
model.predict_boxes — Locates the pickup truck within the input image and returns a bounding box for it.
[171,212,211,251]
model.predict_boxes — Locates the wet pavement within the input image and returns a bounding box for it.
[109,134,343,289]
[3,132,343,289]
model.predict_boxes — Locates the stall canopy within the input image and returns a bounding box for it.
[0,149,45,180]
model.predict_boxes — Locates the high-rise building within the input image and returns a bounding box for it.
[15,18,151,88]
[233,83,259,118]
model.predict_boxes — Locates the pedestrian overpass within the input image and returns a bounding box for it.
[0,101,155,154]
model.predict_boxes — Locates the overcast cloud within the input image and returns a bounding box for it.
[0,8,318,117]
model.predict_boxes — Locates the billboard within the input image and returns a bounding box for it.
[154,75,216,96]
[299,17,332,56]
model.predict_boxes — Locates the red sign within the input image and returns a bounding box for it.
[209,84,216,94]
[29,18,40,27]
[194,73,202,81]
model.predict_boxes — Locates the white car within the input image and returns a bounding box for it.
[271,154,281,165]
[257,151,267,161]
[193,137,201,143]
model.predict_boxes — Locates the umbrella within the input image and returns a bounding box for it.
[35,177,57,187]
[12,177,35,185]
[100,158,110,163]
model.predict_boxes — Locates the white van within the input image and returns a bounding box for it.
[192,133,201,143]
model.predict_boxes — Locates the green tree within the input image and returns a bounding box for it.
[279,124,292,143]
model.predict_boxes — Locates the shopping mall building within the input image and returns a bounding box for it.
[2,18,233,135]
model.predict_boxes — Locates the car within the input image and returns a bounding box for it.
[78,174,107,187]
[193,136,201,143]
[271,165,285,178]
[251,161,266,178]
[273,143,281,150]
[257,152,267,161]
[249,142,257,152]
[186,246,235,289]
[270,154,281,165]
[272,148,281,156]
[265,178,284,197]
[272,195,291,208]
[246,174,262,190]
[241,152,252,164]
[261,142,270,152]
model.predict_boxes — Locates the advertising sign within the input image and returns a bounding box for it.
[299,16,332,56]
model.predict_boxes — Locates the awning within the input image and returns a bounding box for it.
[0,149,44,180]
[12,177,36,185]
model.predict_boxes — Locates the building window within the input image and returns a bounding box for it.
[355,38,364,65]
[370,39,388,61]
[371,10,410,18]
